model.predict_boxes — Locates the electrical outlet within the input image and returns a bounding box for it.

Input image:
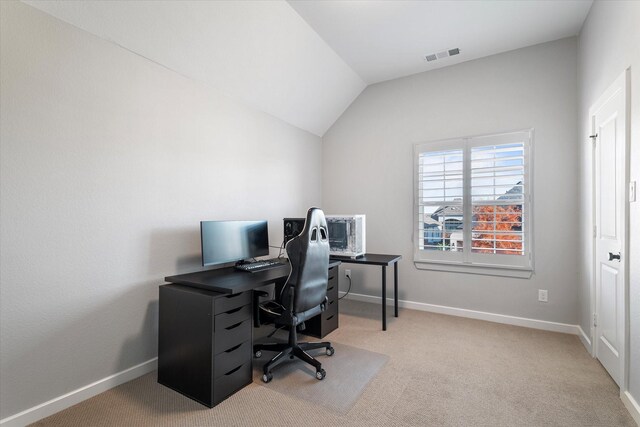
[345,269,351,279]
[538,289,548,302]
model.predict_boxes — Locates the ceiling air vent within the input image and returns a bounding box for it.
[424,48,460,62]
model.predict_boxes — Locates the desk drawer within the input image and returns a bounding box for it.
[215,292,251,313]
[215,304,251,331]
[326,283,338,301]
[305,296,338,339]
[323,297,338,319]
[327,272,338,299]
[328,266,337,281]
[213,361,252,405]
[214,318,252,354]
[321,310,338,334]
[214,340,251,379]
[325,297,338,315]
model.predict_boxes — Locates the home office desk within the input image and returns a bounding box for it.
[158,260,340,407]
[330,253,402,331]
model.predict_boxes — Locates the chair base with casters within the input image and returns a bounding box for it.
[253,313,335,383]
[253,327,335,383]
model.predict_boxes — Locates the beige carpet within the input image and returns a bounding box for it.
[32,300,637,426]
[253,342,389,414]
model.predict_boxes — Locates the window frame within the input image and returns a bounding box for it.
[413,129,534,278]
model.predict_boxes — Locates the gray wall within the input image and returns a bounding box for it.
[322,38,579,325]
[0,2,322,419]
[577,0,640,403]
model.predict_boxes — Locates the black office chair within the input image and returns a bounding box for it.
[253,207,334,383]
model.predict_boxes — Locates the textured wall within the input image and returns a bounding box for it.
[0,2,322,419]
[322,38,580,324]
[578,0,640,402]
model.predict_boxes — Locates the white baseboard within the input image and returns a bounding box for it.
[0,358,157,427]
[578,324,593,353]
[339,291,580,335]
[622,391,640,426]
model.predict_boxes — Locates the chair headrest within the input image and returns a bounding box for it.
[301,207,328,243]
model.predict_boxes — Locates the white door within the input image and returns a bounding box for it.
[591,71,628,387]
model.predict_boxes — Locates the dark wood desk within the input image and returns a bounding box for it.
[330,253,402,331]
[160,260,341,407]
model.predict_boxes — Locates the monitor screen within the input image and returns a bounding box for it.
[200,220,269,266]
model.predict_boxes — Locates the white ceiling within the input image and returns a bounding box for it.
[289,0,593,84]
[23,1,592,136]
[23,0,366,137]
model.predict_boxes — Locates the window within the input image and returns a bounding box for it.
[414,130,533,276]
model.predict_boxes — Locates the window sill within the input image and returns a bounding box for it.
[414,260,533,279]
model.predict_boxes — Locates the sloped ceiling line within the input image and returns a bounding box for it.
[22,0,366,137]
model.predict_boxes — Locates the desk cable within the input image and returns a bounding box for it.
[269,242,284,258]
[338,275,352,300]
[269,242,286,259]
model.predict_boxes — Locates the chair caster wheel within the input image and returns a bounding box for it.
[315,369,326,380]
[262,372,273,383]
[254,350,262,358]
[326,346,335,356]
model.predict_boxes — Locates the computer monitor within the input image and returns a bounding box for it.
[200,220,269,267]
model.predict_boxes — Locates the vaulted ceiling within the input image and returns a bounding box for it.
[23,1,592,136]
[289,0,592,84]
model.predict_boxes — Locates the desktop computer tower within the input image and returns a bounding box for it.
[283,217,305,246]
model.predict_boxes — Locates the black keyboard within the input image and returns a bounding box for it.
[235,259,284,273]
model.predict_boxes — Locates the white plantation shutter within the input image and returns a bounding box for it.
[414,130,532,274]
[470,141,525,256]
[417,148,463,249]
[415,140,465,263]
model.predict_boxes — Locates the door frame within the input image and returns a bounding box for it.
[589,69,630,391]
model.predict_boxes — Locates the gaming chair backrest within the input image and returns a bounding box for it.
[282,207,330,314]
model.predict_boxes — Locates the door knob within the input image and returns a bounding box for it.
[608,252,621,261]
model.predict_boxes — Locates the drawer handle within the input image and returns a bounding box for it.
[225,293,243,299]
[224,306,243,315]
[329,300,334,305]
[326,315,334,321]
[226,321,243,330]
[327,286,334,291]
[225,343,242,353]
[224,364,243,376]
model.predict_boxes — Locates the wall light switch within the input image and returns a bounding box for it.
[538,289,548,302]
[630,181,637,203]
